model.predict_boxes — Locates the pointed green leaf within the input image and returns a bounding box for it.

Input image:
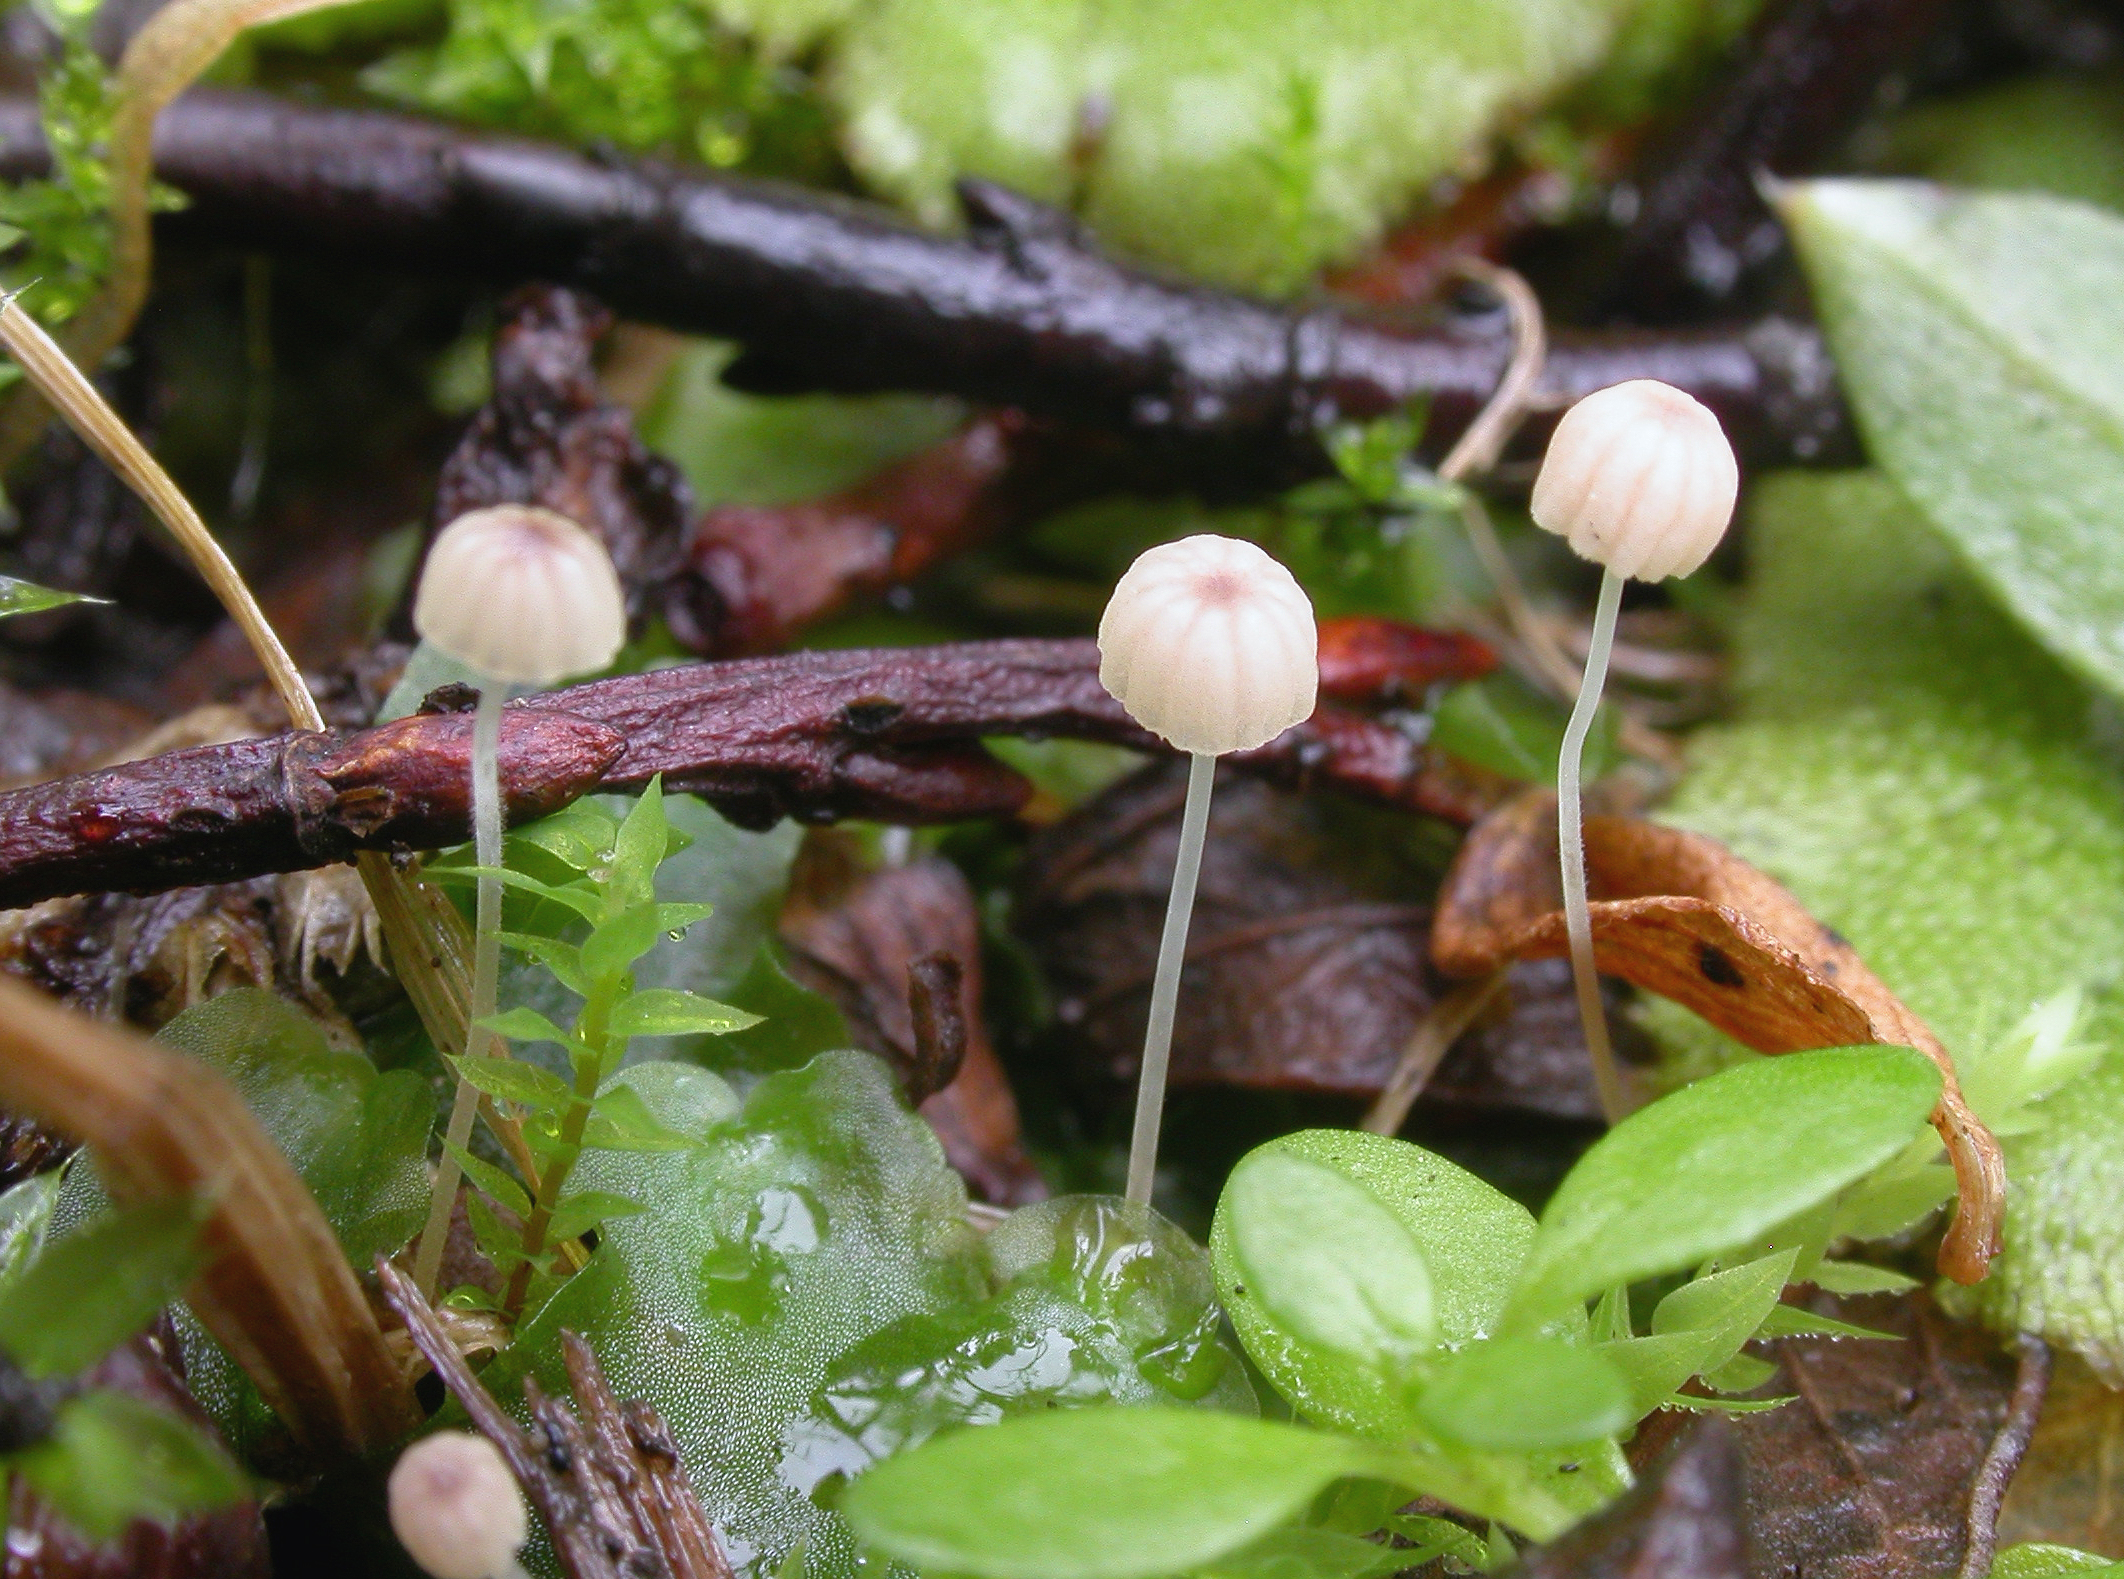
[608,775,672,908]
[547,1189,647,1243]
[0,574,100,620]
[1752,1305,1899,1342]
[609,988,762,1039]
[507,800,620,877]
[1808,1261,1921,1296]
[429,863,603,922]
[477,1007,578,1050]
[453,1052,574,1111]
[494,931,591,995]
[1505,1047,1941,1327]
[444,1143,533,1219]
[15,1390,246,1540]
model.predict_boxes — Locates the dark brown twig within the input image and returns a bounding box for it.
[1956,1334,2054,1579]
[904,952,969,1104]
[0,89,1850,478]
[0,639,1511,909]
[378,1260,732,1579]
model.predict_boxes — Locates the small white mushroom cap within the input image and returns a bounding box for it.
[1097,534,1318,756]
[1529,379,1740,581]
[412,505,627,686]
[388,1431,528,1579]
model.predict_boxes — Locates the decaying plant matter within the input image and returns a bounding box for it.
[1431,789,2004,1283]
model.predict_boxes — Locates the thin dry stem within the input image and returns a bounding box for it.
[1436,259,1547,486]
[1360,970,1508,1135]
[0,974,417,1455]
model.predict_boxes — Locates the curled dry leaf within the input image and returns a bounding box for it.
[1430,789,2004,1283]
[779,837,1046,1206]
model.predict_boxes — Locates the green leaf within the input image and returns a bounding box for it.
[431,862,604,923]
[1993,1543,2124,1579]
[1218,1147,1435,1365]
[609,988,763,1039]
[0,1172,64,1285]
[477,1007,579,1051]
[1413,1339,1632,1451]
[582,901,671,981]
[507,800,621,877]
[495,930,591,995]
[1807,1261,1921,1295]
[1780,180,2124,697]
[1505,1047,1942,1327]
[842,1410,1390,1579]
[548,1189,647,1243]
[1699,1353,1778,1393]
[1752,1305,1898,1342]
[0,574,99,620]
[15,1391,246,1541]
[453,1052,575,1111]
[443,1143,533,1219]
[608,775,675,909]
[156,992,432,1267]
[582,1082,698,1151]
[1596,1250,1794,1418]
[0,1198,204,1377]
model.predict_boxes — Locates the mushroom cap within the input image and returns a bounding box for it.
[412,505,627,685]
[388,1431,527,1579]
[1097,534,1318,756]
[1529,380,1739,582]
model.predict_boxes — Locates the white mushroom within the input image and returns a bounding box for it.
[407,504,627,1297]
[1528,380,1738,1121]
[1096,534,1318,1205]
[388,1432,529,1579]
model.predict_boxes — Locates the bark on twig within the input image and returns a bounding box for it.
[0,89,1851,478]
[0,974,418,1459]
[0,639,1512,909]
[378,1260,731,1579]
[1956,1335,2053,1579]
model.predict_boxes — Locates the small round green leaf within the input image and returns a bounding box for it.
[1507,1046,1942,1326]
[843,1410,1383,1579]
[1413,1339,1632,1451]
[1221,1149,1434,1363]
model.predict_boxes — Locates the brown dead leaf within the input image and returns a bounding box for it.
[1015,761,1620,1119]
[1725,1290,2018,1579]
[1508,1418,1747,1579]
[779,836,1046,1206]
[1430,789,2003,1284]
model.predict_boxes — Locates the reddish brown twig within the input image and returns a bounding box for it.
[0,639,1511,909]
[378,1260,731,1579]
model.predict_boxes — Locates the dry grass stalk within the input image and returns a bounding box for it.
[0,974,417,1456]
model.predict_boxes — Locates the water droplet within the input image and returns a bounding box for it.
[666,928,686,941]
[1135,1311,1229,1401]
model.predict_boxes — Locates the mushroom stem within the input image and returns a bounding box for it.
[413,683,508,1298]
[1125,750,1216,1207]
[1559,568,1626,1125]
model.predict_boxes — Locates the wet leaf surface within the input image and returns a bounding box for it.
[1015,760,1612,1119]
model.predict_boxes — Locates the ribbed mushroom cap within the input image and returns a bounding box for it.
[1529,380,1739,582]
[1097,534,1318,756]
[388,1432,527,1579]
[412,505,626,685]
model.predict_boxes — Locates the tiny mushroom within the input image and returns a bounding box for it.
[1097,534,1317,1205]
[407,504,628,1296]
[1529,379,1738,1121]
[388,1431,530,1579]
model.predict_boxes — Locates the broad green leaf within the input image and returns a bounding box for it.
[1993,1544,2124,1579]
[1649,472,2124,1373]
[1196,1525,1436,1579]
[0,1198,204,1377]
[15,1391,247,1541]
[484,1057,1256,1579]
[454,1051,574,1110]
[829,0,1643,293]
[1878,78,2124,215]
[156,991,431,1266]
[1699,1353,1778,1393]
[843,1411,1389,1579]
[0,574,98,619]
[1218,1148,1434,1365]
[506,799,621,877]
[609,988,763,1039]
[1781,180,2124,696]
[1506,1047,1941,1326]
[548,1189,647,1242]
[444,1142,533,1218]
[1413,1339,1632,1451]
[1595,1250,1794,1418]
